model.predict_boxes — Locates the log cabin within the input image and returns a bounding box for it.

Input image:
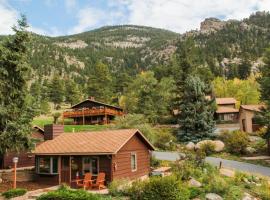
[33,125,155,186]
[0,126,44,169]
[63,97,124,125]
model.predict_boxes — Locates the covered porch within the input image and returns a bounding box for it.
[35,155,112,188]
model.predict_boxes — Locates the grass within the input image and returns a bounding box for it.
[32,116,110,132]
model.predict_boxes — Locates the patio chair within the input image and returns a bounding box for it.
[76,172,92,190]
[89,172,106,190]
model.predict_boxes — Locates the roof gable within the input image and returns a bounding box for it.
[71,99,122,110]
[34,129,154,155]
[240,105,265,112]
[216,98,237,105]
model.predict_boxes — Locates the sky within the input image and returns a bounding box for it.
[1,0,270,36]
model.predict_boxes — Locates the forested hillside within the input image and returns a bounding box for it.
[1,11,269,121]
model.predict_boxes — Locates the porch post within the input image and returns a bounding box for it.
[69,156,72,184]
[58,156,61,185]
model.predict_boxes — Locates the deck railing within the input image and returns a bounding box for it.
[63,107,123,118]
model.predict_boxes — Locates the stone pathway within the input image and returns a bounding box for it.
[153,151,270,177]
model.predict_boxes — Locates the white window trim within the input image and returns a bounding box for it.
[36,157,58,175]
[82,156,99,176]
[131,152,137,172]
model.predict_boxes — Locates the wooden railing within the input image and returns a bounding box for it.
[63,107,123,118]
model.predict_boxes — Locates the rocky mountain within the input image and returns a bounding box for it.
[1,11,270,105]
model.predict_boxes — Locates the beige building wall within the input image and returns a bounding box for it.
[239,109,255,133]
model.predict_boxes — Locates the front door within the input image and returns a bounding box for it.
[61,156,70,184]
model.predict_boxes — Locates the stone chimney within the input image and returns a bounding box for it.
[44,124,64,140]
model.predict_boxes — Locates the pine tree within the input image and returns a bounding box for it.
[48,75,64,108]
[257,48,270,154]
[86,61,112,102]
[178,75,215,142]
[0,15,35,153]
[65,80,81,105]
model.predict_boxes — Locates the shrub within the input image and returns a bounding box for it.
[224,186,243,200]
[189,187,204,199]
[200,141,215,156]
[139,175,190,200]
[128,180,148,200]
[251,180,270,200]
[108,179,130,197]
[2,188,27,199]
[204,176,229,195]
[154,129,177,151]
[150,156,161,168]
[220,130,249,154]
[37,186,104,200]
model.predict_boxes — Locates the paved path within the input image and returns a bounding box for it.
[153,151,270,177]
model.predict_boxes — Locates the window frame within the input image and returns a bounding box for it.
[131,152,137,172]
[36,156,58,175]
[82,156,99,176]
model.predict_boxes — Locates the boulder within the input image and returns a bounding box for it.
[248,136,262,143]
[186,142,195,150]
[188,178,202,187]
[213,140,225,152]
[245,147,256,154]
[206,193,223,200]
[242,192,259,200]
[195,140,225,152]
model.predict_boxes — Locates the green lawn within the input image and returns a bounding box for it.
[32,117,109,132]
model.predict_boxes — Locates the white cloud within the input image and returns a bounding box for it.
[124,0,270,33]
[28,25,63,37]
[0,1,18,35]
[68,7,105,34]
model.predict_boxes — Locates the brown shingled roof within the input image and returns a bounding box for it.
[216,98,237,105]
[216,106,239,114]
[240,105,265,112]
[34,129,154,155]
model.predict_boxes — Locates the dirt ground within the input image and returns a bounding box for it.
[0,180,55,193]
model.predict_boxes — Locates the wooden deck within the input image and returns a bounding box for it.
[63,107,123,118]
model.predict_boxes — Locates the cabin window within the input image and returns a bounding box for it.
[82,157,99,175]
[36,157,58,174]
[131,153,137,172]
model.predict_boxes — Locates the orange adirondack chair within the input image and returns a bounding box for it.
[89,172,106,190]
[76,173,92,190]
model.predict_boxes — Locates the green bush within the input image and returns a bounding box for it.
[204,176,229,195]
[150,156,161,168]
[189,187,204,199]
[139,176,190,200]
[2,188,27,199]
[200,141,215,156]
[224,186,243,200]
[108,179,130,197]
[252,181,270,200]
[128,180,148,200]
[154,129,177,151]
[220,130,249,154]
[37,186,105,200]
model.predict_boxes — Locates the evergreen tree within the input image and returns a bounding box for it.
[238,57,251,79]
[257,48,270,154]
[0,15,35,153]
[65,80,81,105]
[178,76,215,142]
[48,75,64,108]
[86,61,112,102]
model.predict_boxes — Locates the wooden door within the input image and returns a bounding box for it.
[0,154,3,169]
[61,156,70,184]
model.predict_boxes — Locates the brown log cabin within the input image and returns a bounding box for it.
[0,126,44,169]
[33,125,155,186]
[214,97,239,123]
[63,97,124,125]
